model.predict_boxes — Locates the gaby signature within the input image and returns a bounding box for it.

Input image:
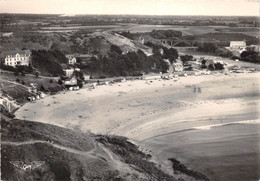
[10,161,45,171]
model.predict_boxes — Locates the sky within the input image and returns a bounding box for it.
[0,0,259,16]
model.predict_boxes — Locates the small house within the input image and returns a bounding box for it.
[66,55,77,65]
[172,63,183,72]
[64,76,77,86]
[205,59,215,68]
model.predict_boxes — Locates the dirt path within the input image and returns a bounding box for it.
[0,140,97,156]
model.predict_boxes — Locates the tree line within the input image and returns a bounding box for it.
[80,44,179,78]
[31,49,67,76]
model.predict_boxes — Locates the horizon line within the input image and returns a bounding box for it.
[1,12,259,17]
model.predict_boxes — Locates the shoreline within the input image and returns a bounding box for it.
[15,71,260,140]
[13,71,260,180]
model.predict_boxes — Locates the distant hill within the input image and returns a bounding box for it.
[0,30,150,57]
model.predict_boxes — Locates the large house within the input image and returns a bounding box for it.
[66,55,77,65]
[3,50,31,67]
[230,41,246,49]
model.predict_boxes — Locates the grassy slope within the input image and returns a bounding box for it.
[0,71,65,104]
[1,114,175,181]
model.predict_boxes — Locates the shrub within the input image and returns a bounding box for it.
[77,80,83,88]
[198,42,218,53]
[16,65,33,74]
[214,62,224,70]
[0,63,16,72]
[110,45,122,55]
[14,72,19,76]
[208,64,215,70]
[40,85,46,92]
[58,79,63,85]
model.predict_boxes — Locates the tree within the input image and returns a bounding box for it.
[21,80,25,85]
[58,79,63,85]
[214,62,224,70]
[240,51,260,63]
[201,59,207,68]
[164,48,178,60]
[180,55,193,65]
[40,85,46,92]
[241,51,251,58]
[110,45,122,55]
[208,64,215,70]
[198,42,218,53]
[77,80,83,88]
[49,79,54,83]
[74,71,84,81]
[31,49,65,77]
[0,63,16,72]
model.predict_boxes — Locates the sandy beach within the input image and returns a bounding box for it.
[15,72,260,180]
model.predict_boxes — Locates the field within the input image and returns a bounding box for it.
[36,24,260,37]
[113,25,224,35]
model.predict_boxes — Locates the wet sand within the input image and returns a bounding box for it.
[15,72,260,180]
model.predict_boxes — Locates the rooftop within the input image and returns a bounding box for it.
[1,50,31,57]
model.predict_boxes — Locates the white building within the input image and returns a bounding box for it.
[172,62,183,72]
[64,68,74,77]
[249,45,260,53]
[205,59,215,68]
[3,50,31,67]
[66,55,77,65]
[230,41,246,49]
[64,68,81,77]
[64,77,77,86]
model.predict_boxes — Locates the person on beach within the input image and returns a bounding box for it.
[198,87,201,93]
[193,87,197,93]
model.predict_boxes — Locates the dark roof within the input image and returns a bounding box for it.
[66,54,93,58]
[1,50,31,57]
[66,54,75,59]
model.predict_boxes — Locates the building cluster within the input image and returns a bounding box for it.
[228,41,259,55]
[1,51,80,67]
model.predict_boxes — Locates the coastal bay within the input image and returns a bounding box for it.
[15,72,260,180]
